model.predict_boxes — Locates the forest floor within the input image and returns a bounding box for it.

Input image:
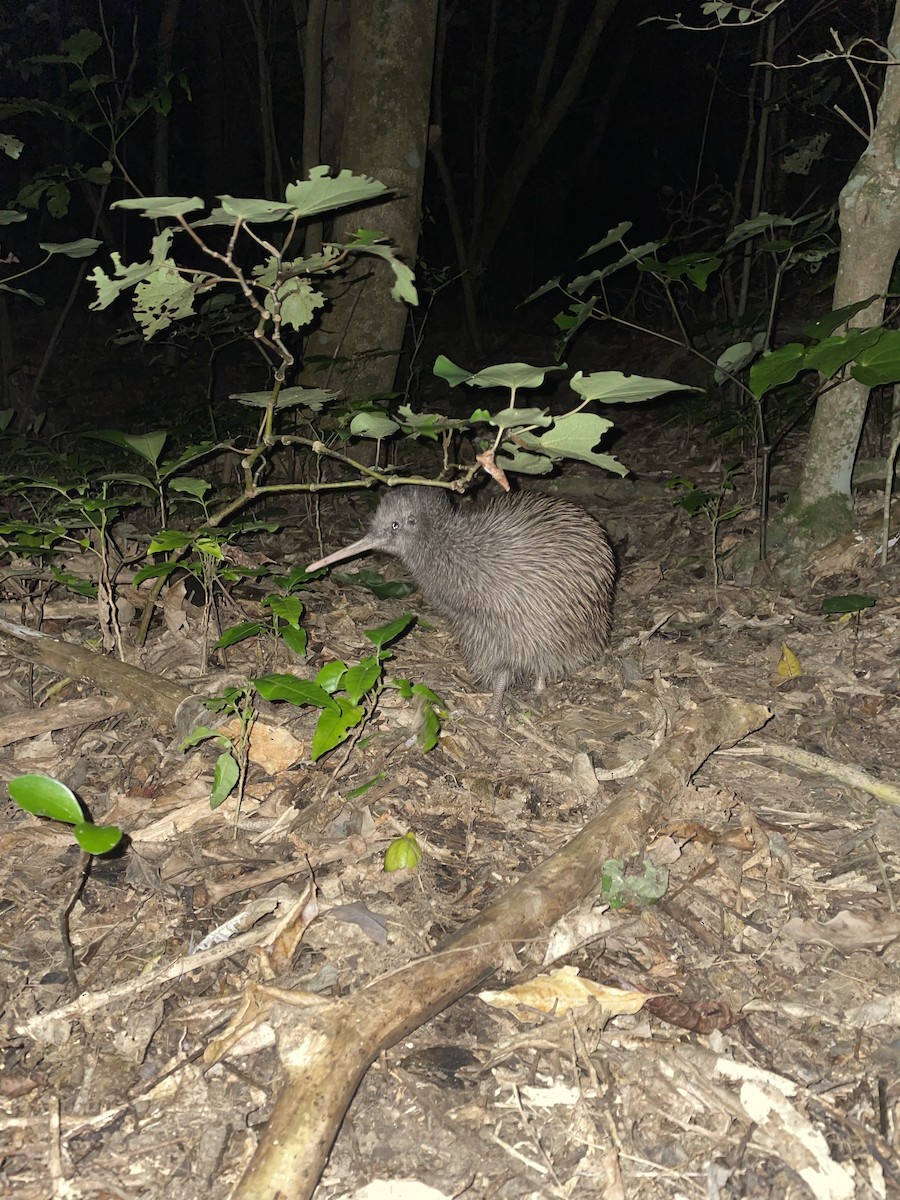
[2,350,900,1200]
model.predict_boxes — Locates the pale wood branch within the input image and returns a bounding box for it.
[233,697,771,1200]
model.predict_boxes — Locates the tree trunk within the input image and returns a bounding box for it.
[788,0,900,539]
[300,0,438,401]
[152,0,181,196]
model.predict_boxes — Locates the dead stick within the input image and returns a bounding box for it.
[233,697,771,1200]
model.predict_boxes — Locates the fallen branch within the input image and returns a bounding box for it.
[0,616,206,736]
[721,741,900,807]
[232,697,772,1200]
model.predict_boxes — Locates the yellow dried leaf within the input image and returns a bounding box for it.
[479,965,652,1022]
[777,642,802,678]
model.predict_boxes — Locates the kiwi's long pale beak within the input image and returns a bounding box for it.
[305,533,380,573]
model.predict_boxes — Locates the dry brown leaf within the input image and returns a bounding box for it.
[479,965,652,1022]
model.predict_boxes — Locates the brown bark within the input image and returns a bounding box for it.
[232,697,772,1200]
[300,0,439,401]
[0,617,206,737]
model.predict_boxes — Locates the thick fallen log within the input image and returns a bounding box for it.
[232,697,772,1200]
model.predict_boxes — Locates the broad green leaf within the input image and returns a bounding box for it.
[350,241,418,304]
[210,751,240,809]
[851,330,900,387]
[132,561,181,584]
[822,594,875,614]
[284,166,390,218]
[364,613,415,652]
[723,212,795,249]
[216,621,264,649]
[280,626,308,657]
[277,278,327,330]
[147,530,194,553]
[316,661,347,693]
[516,413,624,474]
[252,673,338,710]
[112,196,204,219]
[311,697,366,759]
[266,595,303,628]
[332,569,414,599]
[804,328,883,379]
[8,774,83,824]
[803,297,879,341]
[133,264,203,336]
[494,447,555,475]
[579,222,633,257]
[85,429,167,465]
[487,407,553,431]
[342,657,381,704]
[194,535,224,559]
[39,238,102,259]
[748,342,807,398]
[169,476,211,498]
[72,822,123,854]
[570,370,695,404]
[349,411,400,439]
[179,725,229,750]
[434,359,562,391]
[0,135,24,160]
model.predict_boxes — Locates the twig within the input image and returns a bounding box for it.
[720,742,900,806]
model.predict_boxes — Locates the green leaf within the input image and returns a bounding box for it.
[364,613,416,652]
[316,661,347,693]
[179,726,229,750]
[434,358,563,391]
[579,222,633,257]
[821,594,875,614]
[350,240,419,304]
[265,595,304,628]
[280,625,308,657]
[851,329,900,387]
[39,238,102,259]
[210,751,240,809]
[147,530,194,553]
[132,561,181,585]
[349,411,400,439]
[331,569,414,599]
[112,196,205,219]
[72,822,123,854]
[384,831,423,871]
[284,166,390,218]
[252,673,338,710]
[412,684,444,752]
[169,476,212,498]
[344,772,387,799]
[487,407,553,431]
[341,657,382,704]
[216,621,264,649]
[570,370,695,404]
[8,774,84,824]
[515,412,625,474]
[748,342,807,398]
[803,328,884,379]
[311,696,365,759]
[86,429,167,466]
[803,297,879,341]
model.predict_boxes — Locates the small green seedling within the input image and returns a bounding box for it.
[8,774,123,854]
[384,831,423,871]
[600,857,669,910]
[822,593,875,662]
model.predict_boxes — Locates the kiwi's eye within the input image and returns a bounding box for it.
[391,520,400,530]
